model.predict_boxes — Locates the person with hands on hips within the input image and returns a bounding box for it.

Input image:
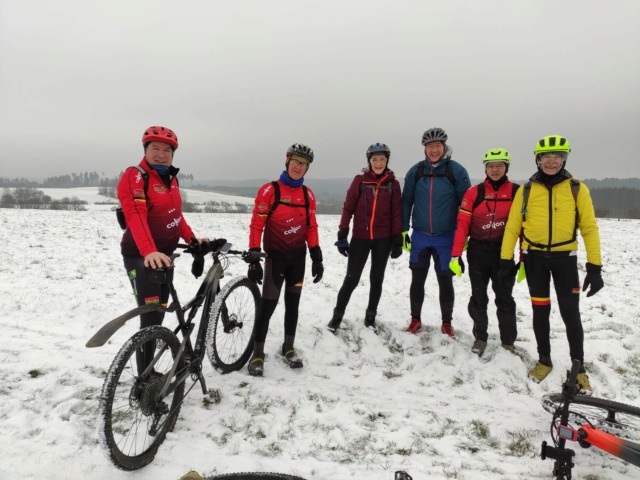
[450,148,519,358]
[246,143,322,377]
[501,135,603,392]
[327,143,403,334]
[117,126,209,375]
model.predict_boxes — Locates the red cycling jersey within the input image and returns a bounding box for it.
[117,159,195,258]
[452,178,517,257]
[249,180,319,259]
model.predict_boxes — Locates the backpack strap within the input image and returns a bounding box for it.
[268,181,310,227]
[414,161,456,187]
[471,183,486,211]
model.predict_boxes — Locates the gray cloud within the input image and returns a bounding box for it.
[1,0,639,182]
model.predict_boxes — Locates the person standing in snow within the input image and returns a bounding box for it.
[500,135,603,392]
[449,148,519,357]
[117,126,209,375]
[327,143,403,334]
[401,128,470,337]
[246,143,323,377]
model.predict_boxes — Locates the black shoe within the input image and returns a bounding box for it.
[364,309,378,334]
[327,309,344,334]
[282,344,304,369]
[247,355,264,377]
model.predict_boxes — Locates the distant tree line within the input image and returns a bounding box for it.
[0,170,195,192]
[1,188,87,211]
[590,187,640,219]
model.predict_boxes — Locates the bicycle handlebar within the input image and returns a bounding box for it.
[176,243,266,263]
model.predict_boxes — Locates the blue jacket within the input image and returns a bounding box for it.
[402,157,470,235]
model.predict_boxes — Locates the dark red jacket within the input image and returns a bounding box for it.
[118,159,195,258]
[249,180,319,259]
[452,178,517,257]
[339,169,402,240]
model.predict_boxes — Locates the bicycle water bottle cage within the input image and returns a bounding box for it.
[145,265,173,285]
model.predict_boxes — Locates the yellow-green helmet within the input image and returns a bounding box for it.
[483,148,511,164]
[534,135,571,156]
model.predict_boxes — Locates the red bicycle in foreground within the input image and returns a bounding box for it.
[540,359,640,479]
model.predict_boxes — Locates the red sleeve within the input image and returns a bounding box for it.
[451,185,478,257]
[117,168,157,257]
[391,179,403,236]
[305,187,320,249]
[248,183,275,250]
[338,176,362,231]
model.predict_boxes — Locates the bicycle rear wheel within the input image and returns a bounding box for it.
[99,326,185,470]
[542,393,640,441]
[203,474,306,480]
[206,276,260,373]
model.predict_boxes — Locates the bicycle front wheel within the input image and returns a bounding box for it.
[99,326,185,470]
[542,393,640,441]
[206,276,260,373]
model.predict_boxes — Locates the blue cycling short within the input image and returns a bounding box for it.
[409,230,455,276]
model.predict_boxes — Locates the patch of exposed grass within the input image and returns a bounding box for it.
[506,429,535,457]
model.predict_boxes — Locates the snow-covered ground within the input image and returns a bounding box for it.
[36,187,255,211]
[0,208,638,480]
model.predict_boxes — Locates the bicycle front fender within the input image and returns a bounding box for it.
[85,304,166,348]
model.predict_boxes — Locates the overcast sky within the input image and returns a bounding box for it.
[1,0,639,182]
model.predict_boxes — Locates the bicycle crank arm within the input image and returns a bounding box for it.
[85,304,166,347]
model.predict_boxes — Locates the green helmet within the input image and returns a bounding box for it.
[483,148,511,164]
[534,135,571,156]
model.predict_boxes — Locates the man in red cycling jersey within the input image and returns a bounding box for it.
[450,148,519,357]
[246,143,323,377]
[118,126,207,374]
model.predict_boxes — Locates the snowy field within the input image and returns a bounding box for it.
[0,208,639,480]
[36,187,255,211]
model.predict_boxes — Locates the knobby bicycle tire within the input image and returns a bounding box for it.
[206,276,260,373]
[542,392,640,441]
[99,326,185,470]
[203,473,306,480]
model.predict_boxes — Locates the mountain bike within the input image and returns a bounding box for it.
[86,241,264,470]
[540,359,640,479]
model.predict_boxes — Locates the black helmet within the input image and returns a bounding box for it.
[286,143,314,163]
[366,143,391,160]
[421,128,448,146]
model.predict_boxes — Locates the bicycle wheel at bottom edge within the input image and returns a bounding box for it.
[99,325,185,470]
[542,392,640,441]
[206,276,260,373]
[203,474,306,480]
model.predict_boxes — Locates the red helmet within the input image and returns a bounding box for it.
[142,126,179,150]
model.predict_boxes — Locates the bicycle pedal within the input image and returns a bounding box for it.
[205,389,221,404]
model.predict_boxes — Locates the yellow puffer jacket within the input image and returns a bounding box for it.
[501,174,602,265]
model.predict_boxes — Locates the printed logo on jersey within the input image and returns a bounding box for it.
[258,203,268,212]
[133,189,145,198]
[461,198,469,208]
[167,217,182,229]
[135,171,143,184]
[154,184,167,194]
[482,221,505,230]
[284,225,302,235]
[261,184,273,197]
[281,197,291,204]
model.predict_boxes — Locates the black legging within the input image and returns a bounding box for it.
[335,237,392,312]
[123,256,171,375]
[466,244,517,344]
[409,267,454,323]
[523,253,583,364]
[254,256,305,343]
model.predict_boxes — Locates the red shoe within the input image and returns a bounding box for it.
[441,323,455,338]
[405,318,422,334]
